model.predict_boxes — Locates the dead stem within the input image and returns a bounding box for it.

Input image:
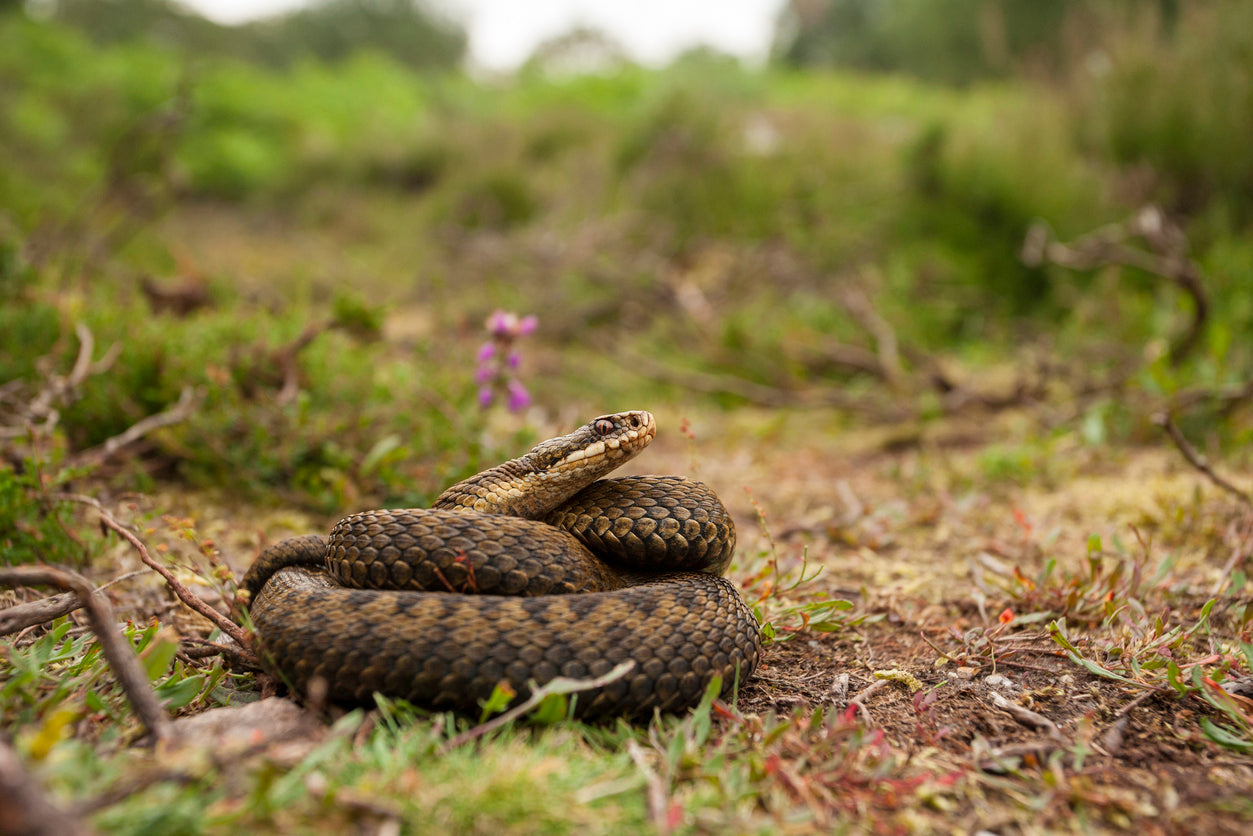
[1153,412,1252,506]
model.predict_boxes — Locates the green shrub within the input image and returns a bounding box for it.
[0,462,96,567]
[0,239,60,382]
[448,171,539,231]
[1077,0,1253,219]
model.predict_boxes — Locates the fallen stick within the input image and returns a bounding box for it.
[845,678,888,723]
[0,592,81,636]
[0,571,146,637]
[71,385,200,468]
[988,691,1063,740]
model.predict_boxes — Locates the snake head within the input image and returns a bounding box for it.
[527,410,656,475]
[433,411,657,518]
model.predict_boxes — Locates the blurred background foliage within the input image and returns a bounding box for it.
[2,0,1252,534]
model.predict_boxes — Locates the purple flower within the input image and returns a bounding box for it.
[475,309,536,411]
[486,310,517,337]
[505,379,531,412]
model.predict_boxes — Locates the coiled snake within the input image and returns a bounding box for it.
[242,411,762,718]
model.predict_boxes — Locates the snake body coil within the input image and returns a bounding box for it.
[243,411,761,718]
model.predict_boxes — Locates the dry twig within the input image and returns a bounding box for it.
[988,691,1063,741]
[836,284,906,388]
[1023,206,1208,365]
[437,661,635,754]
[70,385,201,468]
[0,591,82,636]
[47,493,252,650]
[1152,412,1252,506]
[1212,517,1253,597]
[1,572,146,636]
[845,678,889,724]
[0,323,119,440]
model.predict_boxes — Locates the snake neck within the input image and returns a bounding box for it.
[432,410,656,518]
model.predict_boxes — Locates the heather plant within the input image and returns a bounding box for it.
[474,310,537,413]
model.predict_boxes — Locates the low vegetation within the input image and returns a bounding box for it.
[2,1,1252,832]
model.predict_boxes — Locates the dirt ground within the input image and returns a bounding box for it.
[65,404,1253,833]
[663,408,1253,833]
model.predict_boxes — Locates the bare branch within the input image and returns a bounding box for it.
[0,565,172,741]
[836,284,906,388]
[1153,412,1252,506]
[0,571,147,637]
[46,493,253,651]
[1023,206,1209,365]
[0,323,119,440]
[65,322,97,389]
[70,385,201,468]
[0,591,80,636]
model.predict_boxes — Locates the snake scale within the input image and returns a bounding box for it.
[242,410,762,718]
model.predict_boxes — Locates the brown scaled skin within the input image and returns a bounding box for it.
[243,411,762,719]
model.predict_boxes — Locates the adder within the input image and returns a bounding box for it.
[242,410,761,718]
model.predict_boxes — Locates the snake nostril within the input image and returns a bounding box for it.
[628,415,640,428]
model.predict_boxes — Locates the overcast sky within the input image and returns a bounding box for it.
[180,0,786,70]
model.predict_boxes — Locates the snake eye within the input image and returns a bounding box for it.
[594,418,614,436]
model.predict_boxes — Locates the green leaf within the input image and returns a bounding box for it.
[808,599,854,612]
[1166,660,1187,696]
[478,683,515,722]
[1199,717,1253,753]
[141,634,179,682]
[156,675,206,709]
[360,434,404,476]
[1047,619,1078,653]
[530,693,569,724]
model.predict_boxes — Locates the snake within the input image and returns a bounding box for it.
[242,410,762,719]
